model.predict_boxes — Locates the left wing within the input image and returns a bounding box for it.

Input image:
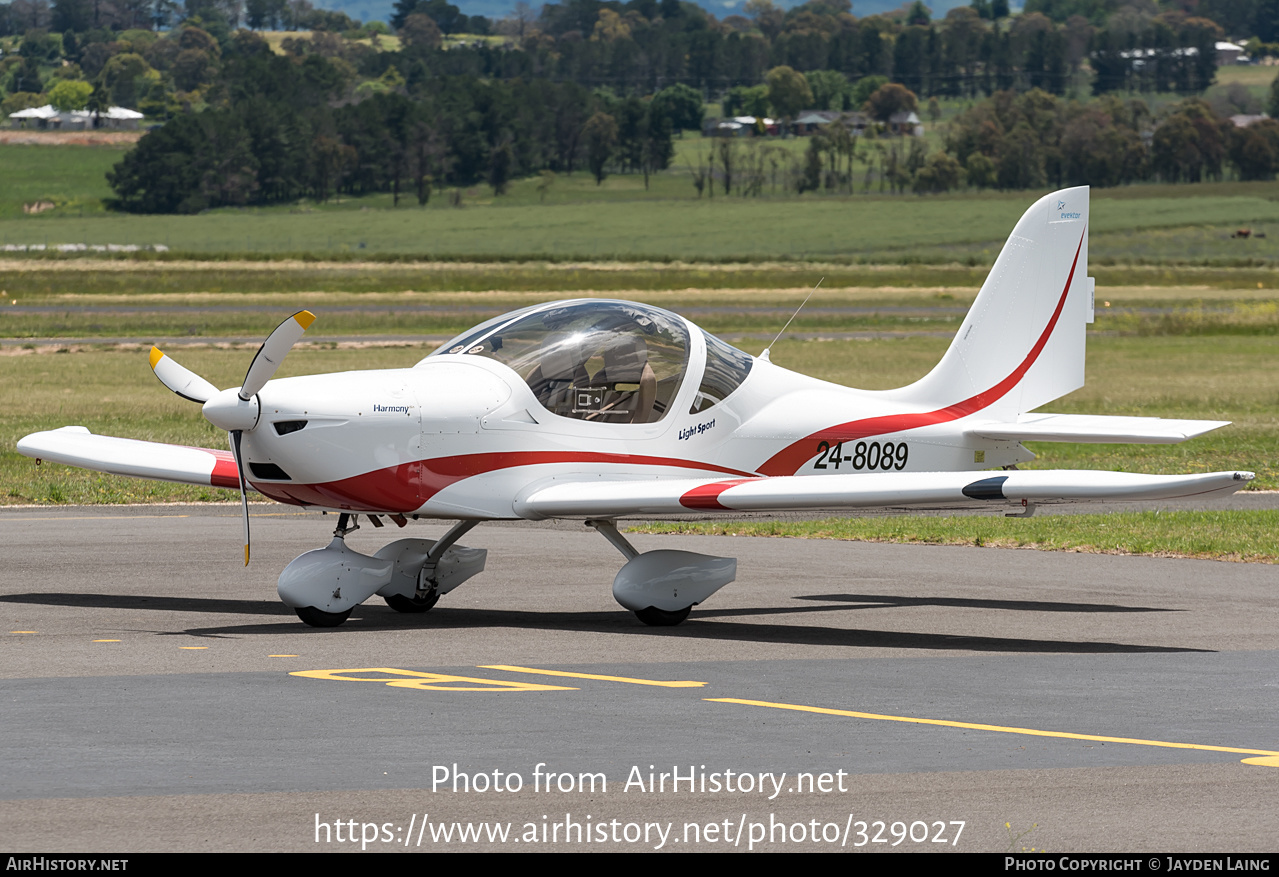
[515,469,1254,519]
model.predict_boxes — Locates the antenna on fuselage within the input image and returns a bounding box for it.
[760,277,823,363]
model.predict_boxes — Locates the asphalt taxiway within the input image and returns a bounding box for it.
[2,504,1276,852]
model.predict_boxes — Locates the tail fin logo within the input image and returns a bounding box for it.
[1052,199,1083,222]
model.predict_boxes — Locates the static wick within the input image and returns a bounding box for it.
[761,277,824,364]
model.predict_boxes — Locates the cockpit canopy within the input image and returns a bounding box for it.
[432,301,692,424]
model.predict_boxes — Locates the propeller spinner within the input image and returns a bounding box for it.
[150,310,316,565]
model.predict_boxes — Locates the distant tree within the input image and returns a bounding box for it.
[47,78,92,110]
[765,65,813,122]
[906,0,931,24]
[392,0,464,33]
[400,12,443,51]
[805,69,849,111]
[651,83,704,134]
[1,92,46,116]
[863,82,918,124]
[536,169,555,201]
[172,48,216,91]
[100,52,155,108]
[85,79,110,123]
[1228,119,1279,180]
[996,122,1047,189]
[913,151,965,192]
[965,152,996,188]
[583,111,618,185]
[723,84,769,118]
[10,55,45,93]
[1151,101,1229,182]
[489,135,514,196]
[849,75,888,109]
[51,0,91,33]
[798,137,822,192]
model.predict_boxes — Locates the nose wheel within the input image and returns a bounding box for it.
[634,606,692,627]
[384,592,439,613]
[294,606,353,628]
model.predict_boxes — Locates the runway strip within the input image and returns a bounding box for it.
[2,505,1276,851]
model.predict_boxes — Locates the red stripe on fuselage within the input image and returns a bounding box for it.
[252,451,758,513]
[756,228,1087,477]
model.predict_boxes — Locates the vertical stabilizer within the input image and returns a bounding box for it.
[892,187,1092,418]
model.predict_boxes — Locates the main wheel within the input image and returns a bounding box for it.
[384,592,439,613]
[295,606,353,628]
[635,605,691,627]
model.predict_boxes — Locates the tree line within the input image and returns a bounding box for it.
[104,45,679,212]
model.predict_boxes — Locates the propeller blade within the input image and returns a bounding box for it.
[150,346,220,404]
[230,429,251,566]
[240,310,316,401]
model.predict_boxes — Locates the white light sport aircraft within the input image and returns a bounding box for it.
[19,187,1253,628]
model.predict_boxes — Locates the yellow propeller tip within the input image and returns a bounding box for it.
[244,546,250,566]
[294,311,316,331]
[149,346,165,370]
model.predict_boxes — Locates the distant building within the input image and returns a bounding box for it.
[1216,41,1247,65]
[704,115,780,137]
[792,110,869,136]
[887,111,924,137]
[7,105,144,130]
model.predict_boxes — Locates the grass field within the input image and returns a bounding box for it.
[4,185,1279,264]
[1216,64,1279,87]
[2,285,1278,338]
[0,144,127,221]
[4,136,1279,265]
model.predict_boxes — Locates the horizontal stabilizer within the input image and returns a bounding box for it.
[17,426,242,490]
[515,469,1253,519]
[967,413,1231,444]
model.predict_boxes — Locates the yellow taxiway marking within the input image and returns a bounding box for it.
[709,698,1279,767]
[291,667,576,692]
[10,631,37,634]
[179,646,208,650]
[481,665,707,688]
[270,654,299,658]
[92,639,121,643]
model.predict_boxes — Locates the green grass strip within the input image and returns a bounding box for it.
[630,511,1279,563]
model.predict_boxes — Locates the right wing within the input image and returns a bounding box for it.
[514,468,1255,519]
[17,426,241,489]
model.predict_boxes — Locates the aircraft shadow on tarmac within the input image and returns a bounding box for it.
[0,591,1204,654]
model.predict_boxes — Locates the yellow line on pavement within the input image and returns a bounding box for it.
[707,698,1279,766]
[481,665,707,688]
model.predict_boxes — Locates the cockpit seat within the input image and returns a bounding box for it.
[525,332,588,415]
[594,334,657,424]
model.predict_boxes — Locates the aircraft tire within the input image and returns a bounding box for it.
[634,605,691,627]
[383,592,439,613]
[294,606,353,627]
